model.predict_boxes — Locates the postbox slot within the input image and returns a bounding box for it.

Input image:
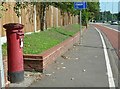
[20,38,24,48]
[17,33,24,36]
[17,33,24,39]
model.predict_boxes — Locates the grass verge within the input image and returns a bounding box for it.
[2,24,80,56]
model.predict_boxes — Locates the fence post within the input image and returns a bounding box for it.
[34,4,37,32]
[61,14,62,26]
[51,6,53,27]
[56,8,58,27]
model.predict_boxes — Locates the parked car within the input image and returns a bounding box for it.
[111,21,118,25]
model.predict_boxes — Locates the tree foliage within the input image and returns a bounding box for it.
[118,12,120,21]
[51,2,100,25]
[14,2,29,17]
[0,2,7,18]
[1,2,100,29]
[99,11,118,22]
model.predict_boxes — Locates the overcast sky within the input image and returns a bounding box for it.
[99,0,119,13]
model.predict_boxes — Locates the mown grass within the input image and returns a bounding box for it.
[2,24,80,56]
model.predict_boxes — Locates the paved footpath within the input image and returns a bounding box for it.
[29,25,118,88]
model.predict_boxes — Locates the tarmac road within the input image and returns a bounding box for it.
[102,24,119,31]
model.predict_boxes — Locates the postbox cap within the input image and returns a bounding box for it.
[3,23,24,30]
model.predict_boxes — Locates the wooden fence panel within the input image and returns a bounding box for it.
[1,4,78,37]
[46,6,52,29]
[21,5,34,33]
[56,8,58,27]
[58,9,61,26]
[65,13,68,25]
[53,7,57,27]
[64,13,66,26]
[68,13,71,25]
[50,6,53,27]
[36,5,40,31]
[1,2,19,36]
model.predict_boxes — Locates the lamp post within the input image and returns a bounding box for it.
[112,1,113,21]
[105,2,106,22]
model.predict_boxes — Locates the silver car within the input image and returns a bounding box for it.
[111,21,118,25]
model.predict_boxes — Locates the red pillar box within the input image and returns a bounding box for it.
[3,23,24,83]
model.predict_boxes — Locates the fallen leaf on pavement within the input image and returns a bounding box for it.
[45,74,52,76]
[61,55,70,60]
[95,56,98,58]
[62,67,66,69]
[57,67,60,70]
[61,63,64,65]
[82,69,86,72]
[75,58,79,60]
[71,78,75,80]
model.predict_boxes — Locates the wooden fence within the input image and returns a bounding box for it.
[0,2,79,37]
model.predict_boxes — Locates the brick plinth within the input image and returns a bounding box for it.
[24,32,80,72]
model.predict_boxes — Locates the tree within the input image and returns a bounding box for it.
[13,2,100,29]
[118,12,120,21]
[87,2,100,21]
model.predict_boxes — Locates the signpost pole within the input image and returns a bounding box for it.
[74,2,87,45]
[80,10,82,44]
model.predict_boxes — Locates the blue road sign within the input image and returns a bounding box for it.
[74,2,87,10]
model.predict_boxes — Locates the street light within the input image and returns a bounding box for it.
[112,0,114,21]
[105,2,106,22]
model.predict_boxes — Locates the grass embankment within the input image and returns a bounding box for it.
[2,24,80,56]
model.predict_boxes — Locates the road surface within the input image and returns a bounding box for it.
[102,24,119,31]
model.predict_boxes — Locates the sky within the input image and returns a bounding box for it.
[100,0,120,13]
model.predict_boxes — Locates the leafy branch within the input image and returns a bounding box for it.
[0,3,7,18]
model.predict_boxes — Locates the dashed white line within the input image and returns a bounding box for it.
[95,27,116,88]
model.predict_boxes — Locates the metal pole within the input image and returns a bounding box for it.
[102,12,103,22]
[105,2,106,22]
[112,1,113,21]
[0,19,5,88]
[80,10,82,45]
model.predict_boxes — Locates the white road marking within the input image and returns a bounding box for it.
[95,27,116,88]
[99,24,120,32]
